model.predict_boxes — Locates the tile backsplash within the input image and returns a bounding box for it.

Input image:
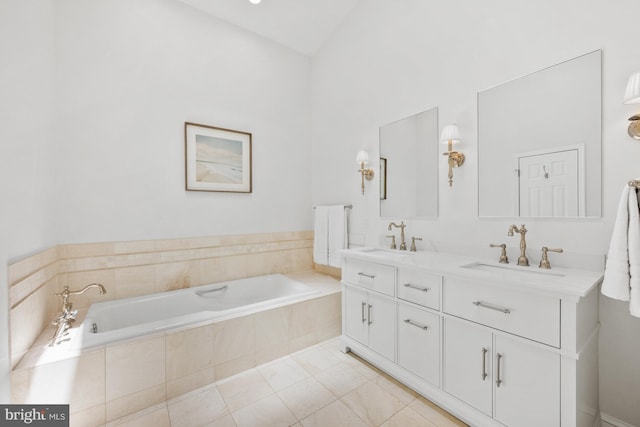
[8,231,314,368]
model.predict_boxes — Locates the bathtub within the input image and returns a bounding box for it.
[79,274,320,349]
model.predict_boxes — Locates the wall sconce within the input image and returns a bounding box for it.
[440,124,465,187]
[624,72,640,140]
[356,150,374,195]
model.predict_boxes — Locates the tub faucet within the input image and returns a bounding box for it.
[507,224,529,266]
[388,221,407,250]
[49,283,106,346]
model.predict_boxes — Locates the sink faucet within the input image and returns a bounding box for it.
[388,221,407,250]
[49,283,107,346]
[507,224,529,266]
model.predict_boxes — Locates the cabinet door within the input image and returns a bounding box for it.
[397,303,440,385]
[494,335,560,427]
[443,318,493,416]
[344,286,368,345]
[367,292,396,361]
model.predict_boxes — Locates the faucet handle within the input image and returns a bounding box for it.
[539,247,563,269]
[386,235,397,250]
[410,237,423,252]
[490,243,509,264]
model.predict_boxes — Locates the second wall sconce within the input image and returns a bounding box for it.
[440,124,465,187]
[356,150,374,195]
[624,72,640,140]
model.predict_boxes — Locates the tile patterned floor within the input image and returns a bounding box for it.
[105,338,468,427]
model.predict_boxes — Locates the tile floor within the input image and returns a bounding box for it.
[104,338,468,427]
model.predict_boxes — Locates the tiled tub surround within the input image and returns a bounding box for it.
[8,231,314,368]
[11,271,341,426]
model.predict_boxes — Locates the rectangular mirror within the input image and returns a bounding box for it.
[380,107,439,218]
[478,50,602,218]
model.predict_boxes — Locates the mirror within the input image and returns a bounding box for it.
[379,107,439,218]
[478,50,602,218]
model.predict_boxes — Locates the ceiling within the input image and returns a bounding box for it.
[178,0,360,56]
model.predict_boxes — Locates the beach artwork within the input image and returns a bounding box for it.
[185,122,252,192]
[195,135,243,184]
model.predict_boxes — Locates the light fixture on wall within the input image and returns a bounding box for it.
[356,150,374,195]
[249,0,262,4]
[624,72,640,140]
[440,124,465,187]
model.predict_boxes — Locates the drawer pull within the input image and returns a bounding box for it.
[403,283,430,292]
[367,304,373,325]
[472,301,511,314]
[481,347,488,380]
[404,318,429,330]
[496,353,503,387]
[358,272,376,279]
[361,301,367,323]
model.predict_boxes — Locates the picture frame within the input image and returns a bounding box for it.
[380,157,387,200]
[185,122,252,193]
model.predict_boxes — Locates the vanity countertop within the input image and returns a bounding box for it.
[340,247,603,298]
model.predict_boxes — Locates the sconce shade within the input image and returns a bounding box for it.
[356,150,369,164]
[624,72,640,104]
[440,124,461,144]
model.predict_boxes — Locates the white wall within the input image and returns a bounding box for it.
[0,0,57,401]
[51,0,312,244]
[311,0,640,424]
[0,0,312,402]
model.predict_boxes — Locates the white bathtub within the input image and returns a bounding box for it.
[79,274,319,349]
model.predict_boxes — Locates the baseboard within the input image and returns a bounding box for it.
[601,413,637,427]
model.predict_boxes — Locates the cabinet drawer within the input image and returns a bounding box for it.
[443,277,560,347]
[397,303,440,386]
[397,268,441,310]
[344,258,395,296]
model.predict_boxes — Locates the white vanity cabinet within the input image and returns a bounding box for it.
[397,301,440,386]
[343,261,396,361]
[340,249,601,427]
[444,317,560,427]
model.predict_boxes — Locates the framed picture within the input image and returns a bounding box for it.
[380,157,387,200]
[185,122,252,193]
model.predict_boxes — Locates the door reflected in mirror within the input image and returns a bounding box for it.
[478,50,602,218]
[379,107,439,218]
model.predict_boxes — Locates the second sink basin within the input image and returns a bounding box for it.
[462,262,565,277]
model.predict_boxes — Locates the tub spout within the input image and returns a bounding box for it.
[49,283,106,346]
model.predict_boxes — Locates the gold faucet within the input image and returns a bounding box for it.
[539,247,563,269]
[507,224,529,266]
[388,221,407,250]
[489,243,509,264]
[49,283,107,346]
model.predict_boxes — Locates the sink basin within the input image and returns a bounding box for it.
[359,248,415,261]
[462,262,565,277]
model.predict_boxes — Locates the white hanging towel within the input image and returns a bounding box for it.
[601,184,640,317]
[313,206,329,265]
[327,205,348,268]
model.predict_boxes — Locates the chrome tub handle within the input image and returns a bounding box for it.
[196,285,229,298]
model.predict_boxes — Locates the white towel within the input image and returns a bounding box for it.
[629,189,640,316]
[601,184,640,317]
[313,206,329,265]
[327,205,348,268]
